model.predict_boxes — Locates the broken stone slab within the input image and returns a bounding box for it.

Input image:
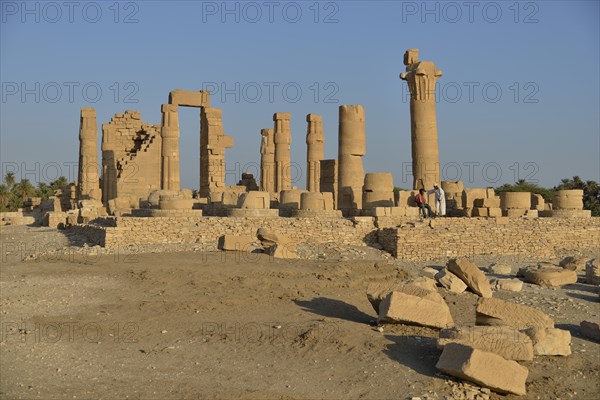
[378,291,454,329]
[437,325,534,361]
[517,265,577,288]
[435,268,468,293]
[486,263,513,275]
[407,276,437,292]
[218,234,257,251]
[580,320,600,342]
[524,327,571,356]
[559,256,588,271]
[436,343,528,396]
[476,297,554,331]
[447,258,492,298]
[256,227,281,247]
[586,259,599,285]
[491,278,523,292]
[366,281,439,314]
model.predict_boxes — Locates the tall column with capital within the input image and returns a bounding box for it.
[260,128,275,193]
[77,108,101,201]
[160,104,180,191]
[400,48,443,190]
[273,112,292,193]
[306,114,324,192]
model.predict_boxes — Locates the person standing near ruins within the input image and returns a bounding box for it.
[428,183,446,216]
[415,188,434,218]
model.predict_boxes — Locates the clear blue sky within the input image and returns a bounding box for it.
[1,0,598,190]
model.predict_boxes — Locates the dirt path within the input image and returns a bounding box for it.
[1,226,598,399]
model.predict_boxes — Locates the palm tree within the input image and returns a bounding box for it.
[4,172,15,189]
[0,184,10,211]
[11,179,36,201]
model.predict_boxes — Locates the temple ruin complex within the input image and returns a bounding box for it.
[4,49,595,262]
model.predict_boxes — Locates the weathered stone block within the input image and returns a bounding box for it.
[435,268,468,293]
[438,325,534,361]
[378,291,454,329]
[435,343,528,396]
[517,265,577,287]
[447,258,492,297]
[524,327,571,356]
[476,298,554,331]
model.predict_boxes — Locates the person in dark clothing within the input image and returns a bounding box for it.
[415,188,434,218]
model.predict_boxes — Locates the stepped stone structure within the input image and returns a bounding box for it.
[337,105,366,214]
[274,112,292,193]
[78,108,101,201]
[306,114,325,192]
[101,110,162,205]
[260,128,275,193]
[400,48,443,190]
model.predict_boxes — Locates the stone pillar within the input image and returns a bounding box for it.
[260,128,275,193]
[337,105,366,213]
[274,112,292,193]
[400,48,443,190]
[160,104,180,191]
[306,114,324,192]
[200,107,234,197]
[77,108,101,201]
[101,123,116,204]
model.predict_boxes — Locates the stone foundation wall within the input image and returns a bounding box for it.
[388,217,600,261]
[74,216,599,262]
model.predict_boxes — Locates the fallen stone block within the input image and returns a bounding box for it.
[407,276,437,292]
[476,297,554,331]
[268,242,298,259]
[492,278,523,292]
[517,265,577,288]
[366,282,439,314]
[580,320,600,342]
[559,256,587,271]
[256,227,281,247]
[586,259,600,285]
[435,268,468,293]
[486,263,513,275]
[436,343,528,396]
[438,325,533,361]
[219,235,257,251]
[447,258,493,298]
[524,327,571,356]
[378,291,454,329]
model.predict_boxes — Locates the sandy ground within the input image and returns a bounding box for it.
[0,225,599,400]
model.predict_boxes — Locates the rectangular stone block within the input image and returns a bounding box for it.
[488,207,502,217]
[378,291,454,329]
[476,297,554,331]
[436,343,528,396]
[438,325,534,361]
[218,235,256,251]
[473,207,489,217]
[169,89,210,107]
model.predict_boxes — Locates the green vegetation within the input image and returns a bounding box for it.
[0,173,71,212]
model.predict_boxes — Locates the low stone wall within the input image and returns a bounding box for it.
[71,215,600,262]
[100,216,379,249]
[388,217,600,261]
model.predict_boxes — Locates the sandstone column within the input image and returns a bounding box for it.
[337,105,366,213]
[274,112,292,193]
[400,48,443,190]
[260,128,275,193]
[200,107,234,197]
[77,108,101,201]
[160,104,180,191]
[306,114,324,192]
